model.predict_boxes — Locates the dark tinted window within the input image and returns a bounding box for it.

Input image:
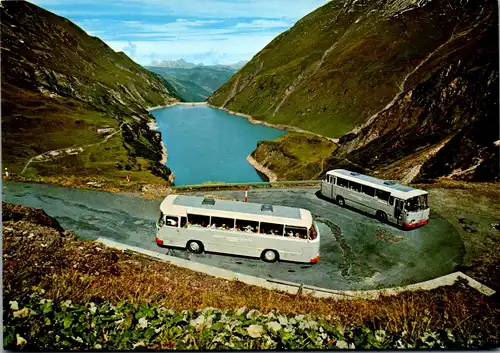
[187,214,210,227]
[388,196,394,206]
[362,185,376,197]
[375,189,390,202]
[180,217,187,227]
[349,181,362,192]
[337,177,349,188]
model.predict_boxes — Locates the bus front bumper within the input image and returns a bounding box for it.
[156,236,164,246]
[404,218,429,229]
[310,254,320,264]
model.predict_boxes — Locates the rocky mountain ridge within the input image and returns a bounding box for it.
[150,58,248,70]
[147,64,239,102]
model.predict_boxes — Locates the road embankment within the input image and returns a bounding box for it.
[246,155,278,182]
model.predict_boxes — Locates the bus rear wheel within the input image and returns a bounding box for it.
[261,249,279,263]
[376,211,387,223]
[336,196,345,207]
[186,240,204,254]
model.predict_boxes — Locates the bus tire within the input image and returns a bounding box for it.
[336,196,345,207]
[186,240,204,254]
[376,211,387,223]
[261,249,279,263]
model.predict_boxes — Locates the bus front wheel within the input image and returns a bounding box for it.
[186,240,204,254]
[376,211,387,223]
[337,196,345,207]
[261,249,279,263]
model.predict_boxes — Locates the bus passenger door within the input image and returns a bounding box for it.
[394,199,404,224]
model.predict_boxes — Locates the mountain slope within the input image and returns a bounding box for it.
[1,1,179,187]
[208,0,499,182]
[147,65,237,102]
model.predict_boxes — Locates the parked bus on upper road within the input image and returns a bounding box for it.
[156,195,320,263]
[320,169,429,229]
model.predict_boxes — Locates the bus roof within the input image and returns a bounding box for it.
[160,195,312,228]
[326,169,427,198]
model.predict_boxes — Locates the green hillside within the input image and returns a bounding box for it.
[1,1,179,189]
[147,65,237,102]
[209,0,499,182]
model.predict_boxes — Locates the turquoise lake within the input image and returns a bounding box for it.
[151,105,286,185]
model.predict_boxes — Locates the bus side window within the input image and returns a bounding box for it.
[165,216,178,227]
[348,181,362,192]
[180,216,187,228]
[260,222,284,236]
[285,226,307,239]
[188,214,210,227]
[389,196,394,206]
[375,189,390,203]
[361,185,375,197]
[236,219,259,233]
[337,177,349,188]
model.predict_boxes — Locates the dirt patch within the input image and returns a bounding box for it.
[423,184,500,269]
[375,229,406,244]
[458,217,479,233]
[2,201,64,232]
[202,194,238,201]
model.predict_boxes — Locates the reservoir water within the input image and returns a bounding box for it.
[151,105,285,185]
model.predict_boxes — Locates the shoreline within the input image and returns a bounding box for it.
[147,120,168,165]
[246,155,278,182]
[147,101,207,112]
[207,104,340,144]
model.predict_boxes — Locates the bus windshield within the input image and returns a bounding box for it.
[405,194,428,212]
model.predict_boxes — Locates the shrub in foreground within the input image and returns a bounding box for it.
[4,287,486,351]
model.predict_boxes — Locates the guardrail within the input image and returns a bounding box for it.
[173,180,321,191]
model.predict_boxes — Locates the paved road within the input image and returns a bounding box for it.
[3,181,464,290]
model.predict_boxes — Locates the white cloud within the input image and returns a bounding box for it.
[29,0,329,65]
[107,32,275,65]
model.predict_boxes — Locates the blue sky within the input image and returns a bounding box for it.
[30,0,328,66]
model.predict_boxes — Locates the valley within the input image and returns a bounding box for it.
[147,60,243,102]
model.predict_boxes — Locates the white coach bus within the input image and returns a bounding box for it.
[156,195,321,264]
[321,169,430,229]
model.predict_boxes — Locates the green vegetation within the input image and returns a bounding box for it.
[147,65,238,102]
[250,132,338,180]
[209,0,498,182]
[209,0,457,137]
[5,290,490,350]
[1,1,177,189]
